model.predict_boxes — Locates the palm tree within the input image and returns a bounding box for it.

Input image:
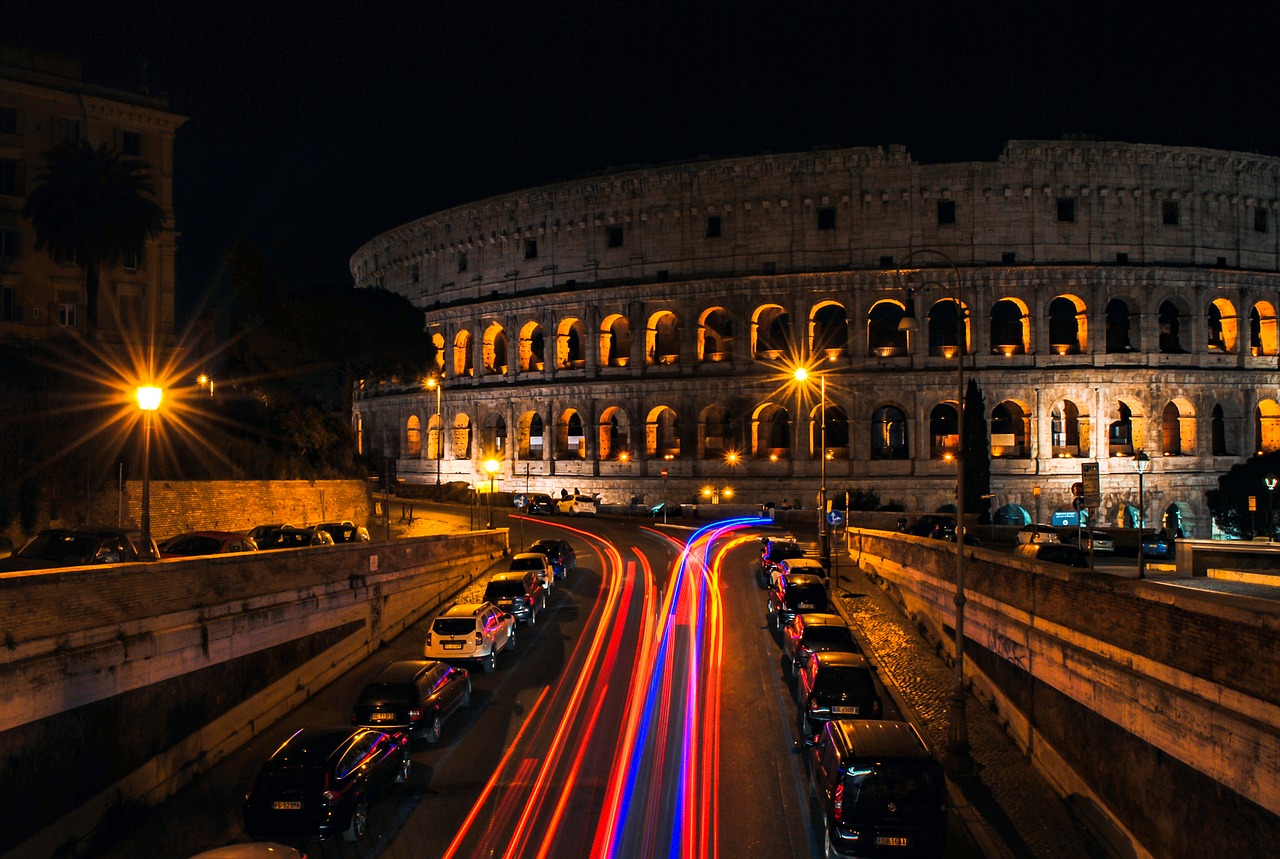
[21,139,163,336]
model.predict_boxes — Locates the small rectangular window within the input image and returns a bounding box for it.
[123,251,140,272]
[524,238,538,259]
[705,216,721,238]
[58,302,77,327]
[606,226,623,248]
[762,261,776,275]
[1115,252,1129,265]
[1002,251,1016,264]
[121,131,142,157]
[59,118,80,143]
[458,252,468,272]
[879,255,895,268]
[1162,200,1180,226]
[56,246,78,265]
[0,107,16,135]
[937,200,956,225]
[0,158,16,196]
[816,207,836,230]
[1256,208,1268,233]
[411,263,420,283]
[0,228,19,257]
[1057,197,1076,222]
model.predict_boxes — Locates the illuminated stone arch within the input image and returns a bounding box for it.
[482,412,507,457]
[555,409,587,459]
[1106,397,1147,457]
[804,402,849,460]
[1250,300,1278,356]
[1105,297,1138,354]
[1206,297,1239,352]
[1255,398,1280,454]
[517,411,546,460]
[928,401,960,460]
[599,313,632,368]
[751,402,791,459]
[809,301,848,358]
[518,320,546,372]
[482,321,508,375]
[1048,294,1088,354]
[646,310,681,365]
[598,406,632,461]
[451,413,473,459]
[990,297,1030,355]
[646,405,681,458]
[406,415,422,458]
[870,404,909,460]
[427,413,445,460]
[556,318,586,369]
[1211,400,1242,456]
[990,399,1032,459]
[866,300,908,357]
[993,504,1031,526]
[1158,298,1190,354]
[429,331,445,373]
[1050,398,1091,458]
[1160,397,1196,456]
[926,297,972,357]
[452,329,474,377]
[697,306,734,362]
[752,304,791,358]
[699,402,734,458]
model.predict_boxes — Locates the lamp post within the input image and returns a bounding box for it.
[1265,473,1277,540]
[1134,451,1150,579]
[425,375,443,487]
[135,385,163,557]
[894,248,969,763]
[484,458,500,529]
[794,363,831,569]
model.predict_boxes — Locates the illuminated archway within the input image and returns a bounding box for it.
[646,405,681,458]
[556,318,586,369]
[867,300,908,357]
[990,298,1030,355]
[453,329,474,377]
[1206,297,1238,352]
[600,313,632,368]
[646,310,680,365]
[519,321,546,372]
[1048,295,1087,354]
[598,406,632,460]
[406,415,422,458]
[698,307,735,362]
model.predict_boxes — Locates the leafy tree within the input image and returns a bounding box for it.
[1206,452,1280,538]
[22,140,163,336]
[962,377,992,524]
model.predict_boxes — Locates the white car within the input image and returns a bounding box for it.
[1067,529,1115,554]
[556,494,598,516]
[1016,524,1060,545]
[507,551,554,590]
[424,602,516,673]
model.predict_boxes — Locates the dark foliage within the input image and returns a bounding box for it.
[1206,453,1280,538]
[962,377,992,524]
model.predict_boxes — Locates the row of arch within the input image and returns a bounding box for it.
[399,397,1280,462]
[435,295,1280,376]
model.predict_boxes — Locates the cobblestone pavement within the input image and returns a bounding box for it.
[833,562,1107,859]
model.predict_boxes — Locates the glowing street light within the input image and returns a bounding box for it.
[425,375,443,486]
[484,458,500,528]
[1134,451,1151,579]
[794,361,832,568]
[136,385,163,557]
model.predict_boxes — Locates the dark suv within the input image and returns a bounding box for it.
[528,538,576,579]
[781,613,860,679]
[351,660,470,743]
[805,720,947,858]
[795,651,883,733]
[757,537,808,588]
[767,572,829,630]
[483,570,546,625]
[0,527,147,572]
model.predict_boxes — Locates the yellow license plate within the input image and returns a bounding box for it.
[273,800,302,810]
[833,705,859,714]
[369,712,395,721]
[876,836,909,847]
[443,642,463,650]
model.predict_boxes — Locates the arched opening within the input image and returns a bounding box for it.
[870,405,908,459]
[556,318,586,369]
[482,322,508,375]
[1206,298,1238,352]
[1211,402,1241,456]
[556,410,587,459]
[867,300,909,357]
[1105,298,1136,353]
[1161,399,1195,456]
[752,402,791,458]
[698,307,735,362]
[927,298,969,357]
[810,302,848,358]
[598,406,631,461]
[482,413,507,457]
[807,404,848,460]
[700,403,733,458]
[1048,295,1086,354]
[453,330,474,377]
[406,415,422,458]
[990,298,1029,355]
[752,305,791,358]
[646,405,681,458]
[519,321,546,372]
[1108,401,1140,456]
[600,313,632,368]
[1051,399,1088,458]
[993,504,1030,526]
[1250,301,1278,356]
[1158,300,1186,353]
[517,411,545,460]
[929,402,960,460]
[427,413,444,460]
[991,400,1030,458]
[451,413,472,459]
[1256,399,1280,454]
[430,331,445,373]
[646,310,681,365]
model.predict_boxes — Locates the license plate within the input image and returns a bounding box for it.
[272,801,302,810]
[798,602,815,609]
[369,712,395,721]
[832,705,860,714]
[443,642,463,650]
[876,836,910,847]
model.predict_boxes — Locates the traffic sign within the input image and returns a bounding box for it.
[827,510,844,526]
[513,494,528,509]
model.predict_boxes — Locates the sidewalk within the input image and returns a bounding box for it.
[830,560,1108,859]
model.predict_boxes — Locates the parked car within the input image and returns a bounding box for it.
[507,551,555,590]
[317,521,371,543]
[526,493,555,515]
[528,538,576,579]
[804,720,947,858]
[556,493,598,516]
[1017,524,1061,544]
[795,650,883,733]
[0,527,148,572]
[159,531,259,558]
[906,515,957,539]
[1014,542,1089,568]
[757,536,808,588]
[1065,529,1114,554]
[1140,532,1173,559]
[247,524,292,543]
[256,526,332,550]
[781,612,860,678]
[766,572,829,630]
[351,660,470,743]
[424,602,516,673]
[242,726,410,842]
[483,570,546,625]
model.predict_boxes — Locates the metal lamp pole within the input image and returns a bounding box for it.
[1135,451,1150,579]
[135,386,162,557]
[426,376,442,487]
[1266,474,1278,540]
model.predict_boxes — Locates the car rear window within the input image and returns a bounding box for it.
[255,767,326,793]
[485,581,525,599]
[509,557,543,571]
[842,762,943,818]
[433,618,476,636]
[767,542,806,561]
[785,584,828,611]
[164,535,222,555]
[357,683,414,706]
[804,626,855,648]
[814,666,875,697]
[19,534,97,563]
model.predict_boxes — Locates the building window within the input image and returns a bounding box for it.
[1256,208,1269,233]
[1162,200,1180,226]
[937,200,956,225]
[0,228,19,257]
[607,226,624,248]
[816,207,836,230]
[2,285,14,322]
[55,246,79,266]
[121,131,142,157]
[458,252,468,273]
[0,106,16,135]
[1057,197,1076,223]
[58,301,77,327]
[411,263,420,283]
[123,251,140,272]
[705,215,721,238]
[524,238,538,260]
[59,118,80,143]
[0,158,16,196]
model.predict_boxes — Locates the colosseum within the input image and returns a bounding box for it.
[350,140,1280,537]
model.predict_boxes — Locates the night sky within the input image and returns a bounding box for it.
[9,2,1280,320]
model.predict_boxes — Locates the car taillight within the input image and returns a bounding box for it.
[475,630,483,645]
[872,699,882,717]
[322,774,337,804]
[408,708,422,722]
[425,631,432,647]
[833,782,844,822]
[524,595,534,606]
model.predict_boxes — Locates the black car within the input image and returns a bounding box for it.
[483,570,546,625]
[526,493,555,514]
[757,537,807,588]
[243,727,410,842]
[805,719,947,858]
[256,527,331,550]
[795,650,883,733]
[528,538,576,579]
[781,613,860,678]
[317,521,371,543]
[1014,542,1089,568]
[0,527,147,572]
[351,660,470,743]
[766,572,829,630]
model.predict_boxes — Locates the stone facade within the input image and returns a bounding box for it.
[350,141,1280,537]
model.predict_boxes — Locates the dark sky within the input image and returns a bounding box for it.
[10,2,1280,319]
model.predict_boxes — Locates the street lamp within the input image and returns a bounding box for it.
[484,458,500,528]
[794,361,832,569]
[1265,473,1277,540]
[135,385,163,558]
[425,375,443,487]
[894,248,969,763]
[1134,451,1150,579]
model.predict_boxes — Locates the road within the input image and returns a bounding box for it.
[96,511,982,858]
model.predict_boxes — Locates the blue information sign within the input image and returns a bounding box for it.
[513,494,528,509]
[827,510,844,526]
